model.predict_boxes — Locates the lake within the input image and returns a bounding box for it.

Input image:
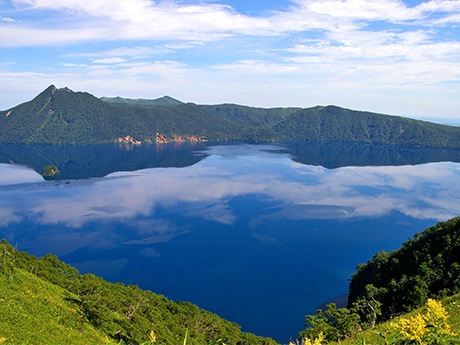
[0,141,459,343]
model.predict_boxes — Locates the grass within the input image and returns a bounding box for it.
[0,268,114,345]
[330,293,460,345]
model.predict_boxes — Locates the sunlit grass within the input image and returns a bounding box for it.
[0,268,114,345]
[328,294,460,345]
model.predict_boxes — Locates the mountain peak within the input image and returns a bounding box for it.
[52,86,73,95]
[42,85,74,97]
[152,95,183,106]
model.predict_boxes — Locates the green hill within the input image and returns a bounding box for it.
[298,217,460,344]
[348,217,460,320]
[1,85,459,147]
[0,261,112,345]
[273,106,460,148]
[0,240,277,345]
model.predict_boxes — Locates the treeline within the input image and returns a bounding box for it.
[299,217,460,343]
[348,216,460,318]
[1,85,460,148]
[0,240,277,345]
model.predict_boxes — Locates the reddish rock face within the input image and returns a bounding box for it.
[117,133,207,144]
[117,135,142,145]
[155,133,207,144]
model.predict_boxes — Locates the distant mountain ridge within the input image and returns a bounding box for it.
[1,85,459,148]
[100,95,184,107]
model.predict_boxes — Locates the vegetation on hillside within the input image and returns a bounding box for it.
[0,240,277,345]
[0,252,114,345]
[298,217,460,344]
[296,294,460,345]
[1,85,459,147]
[348,217,460,319]
[273,106,460,148]
[2,217,460,344]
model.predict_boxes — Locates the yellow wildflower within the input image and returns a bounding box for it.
[398,313,426,344]
[148,330,157,343]
[424,298,455,336]
[302,332,324,345]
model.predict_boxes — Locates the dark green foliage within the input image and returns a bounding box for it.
[1,85,460,147]
[300,303,362,342]
[272,106,460,148]
[204,104,297,128]
[1,240,278,345]
[351,284,384,328]
[348,217,460,321]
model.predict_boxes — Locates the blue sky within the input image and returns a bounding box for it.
[1,0,460,122]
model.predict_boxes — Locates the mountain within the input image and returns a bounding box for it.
[100,95,184,107]
[272,105,460,148]
[1,85,459,147]
[0,85,251,144]
[0,240,278,345]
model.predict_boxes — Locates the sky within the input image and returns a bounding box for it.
[1,0,460,123]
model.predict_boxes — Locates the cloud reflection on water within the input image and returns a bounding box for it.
[1,145,460,223]
[0,144,459,249]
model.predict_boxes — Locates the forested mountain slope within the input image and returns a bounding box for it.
[1,85,459,147]
[273,106,460,147]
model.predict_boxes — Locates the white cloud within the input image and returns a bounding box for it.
[213,60,301,75]
[0,25,108,46]
[417,0,460,13]
[1,0,460,119]
[8,0,270,44]
[292,0,421,22]
[0,16,15,22]
[3,0,459,44]
[432,12,460,24]
[92,57,126,64]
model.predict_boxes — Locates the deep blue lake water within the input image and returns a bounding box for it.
[0,141,459,343]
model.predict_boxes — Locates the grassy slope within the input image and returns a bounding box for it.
[331,292,460,345]
[0,268,113,345]
[0,242,278,345]
[3,262,459,345]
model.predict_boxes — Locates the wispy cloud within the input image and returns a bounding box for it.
[0,16,15,22]
[6,0,458,45]
[1,0,459,119]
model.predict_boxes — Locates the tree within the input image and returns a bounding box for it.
[300,303,361,342]
[351,284,383,328]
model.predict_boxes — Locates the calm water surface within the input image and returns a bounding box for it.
[0,142,459,342]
